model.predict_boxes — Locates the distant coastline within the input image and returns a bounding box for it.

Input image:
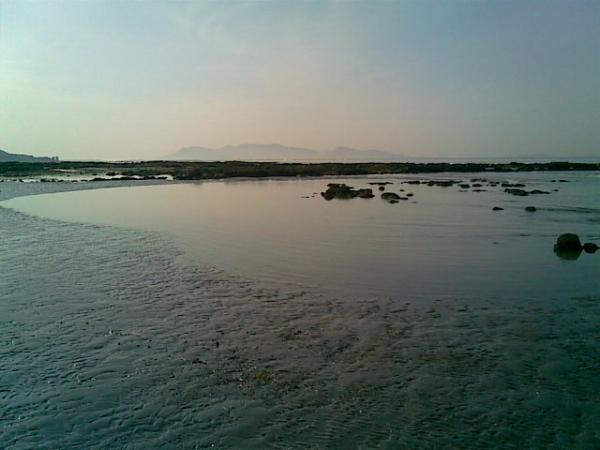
[0,160,599,181]
[0,149,59,163]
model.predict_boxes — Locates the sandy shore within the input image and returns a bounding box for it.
[0,179,180,203]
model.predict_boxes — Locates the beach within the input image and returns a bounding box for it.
[1,174,598,448]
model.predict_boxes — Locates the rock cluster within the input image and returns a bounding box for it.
[553,233,598,258]
[505,188,550,196]
[320,184,374,200]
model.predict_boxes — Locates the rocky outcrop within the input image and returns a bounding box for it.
[320,184,374,200]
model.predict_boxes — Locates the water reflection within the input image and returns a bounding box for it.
[3,172,599,301]
[554,247,583,260]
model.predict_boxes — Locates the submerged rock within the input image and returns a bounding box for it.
[357,188,375,199]
[529,189,550,195]
[381,192,401,202]
[429,180,457,187]
[492,206,504,211]
[504,188,529,196]
[583,243,599,253]
[525,206,537,212]
[379,186,385,191]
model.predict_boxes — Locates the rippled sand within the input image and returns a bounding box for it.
[1,181,599,448]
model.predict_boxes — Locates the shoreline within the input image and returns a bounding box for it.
[0,178,181,203]
[1,160,599,182]
[0,167,595,205]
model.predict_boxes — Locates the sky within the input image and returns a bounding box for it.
[1,0,599,160]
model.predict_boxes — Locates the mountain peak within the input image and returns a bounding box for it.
[168,144,402,162]
[0,149,59,163]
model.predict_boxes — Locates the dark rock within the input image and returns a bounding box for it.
[406,193,414,197]
[554,233,582,252]
[492,206,504,211]
[381,192,401,202]
[320,184,374,200]
[472,183,483,188]
[583,243,599,253]
[525,206,537,212]
[379,186,385,191]
[357,188,375,199]
[426,180,457,187]
[529,189,550,195]
[321,183,355,200]
[459,183,470,189]
[504,188,529,196]
[368,182,393,186]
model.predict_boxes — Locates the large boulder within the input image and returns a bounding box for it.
[554,233,582,252]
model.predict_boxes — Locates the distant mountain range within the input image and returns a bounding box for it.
[167,144,403,162]
[0,149,58,163]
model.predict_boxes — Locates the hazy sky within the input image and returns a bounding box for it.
[1,0,599,160]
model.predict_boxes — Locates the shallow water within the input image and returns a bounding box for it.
[1,172,599,448]
[4,172,599,301]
